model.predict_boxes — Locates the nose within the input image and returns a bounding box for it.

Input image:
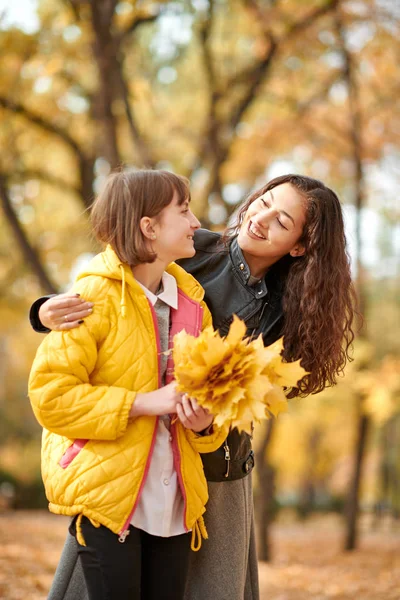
[189,209,201,229]
[253,206,280,228]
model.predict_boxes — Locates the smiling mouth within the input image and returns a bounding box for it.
[248,221,267,240]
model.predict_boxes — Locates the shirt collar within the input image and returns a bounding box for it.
[136,271,178,309]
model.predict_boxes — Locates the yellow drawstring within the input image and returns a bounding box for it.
[190,515,208,551]
[75,514,101,547]
[119,264,127,318]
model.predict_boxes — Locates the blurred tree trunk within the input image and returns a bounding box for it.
[298,427,322,519]
[89,0,122,167]
[87,0,156,168]
[374,417,400,526]
[0,95,96,208]
[344,395,369,550]
[255,419,276,562]
[335,5,369,552]
[0,173,58,293]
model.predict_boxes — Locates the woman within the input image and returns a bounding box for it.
[30,174,356,600]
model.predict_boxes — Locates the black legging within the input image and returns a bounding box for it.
[71,517,191,600]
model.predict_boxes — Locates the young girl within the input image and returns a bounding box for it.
[31,174,356,600]
[28,169,227,600]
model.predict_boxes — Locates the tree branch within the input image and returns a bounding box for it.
[0,173,58,293]
[117,72,155,167]
[119,12,159,43]
[0,96,84,158]
[193,0,225,192]
[335,7,364,302]
[0,96,95,207]
[15,169,80,196]
[116,9,161,167]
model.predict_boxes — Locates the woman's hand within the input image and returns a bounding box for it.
[177,395,214,433]
[129,381,183,419]
[39,293,94,331]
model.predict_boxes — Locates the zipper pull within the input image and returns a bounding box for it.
[224,443,231,478]
[118,529,130,543]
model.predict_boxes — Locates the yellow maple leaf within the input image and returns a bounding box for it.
[172,316,306,433]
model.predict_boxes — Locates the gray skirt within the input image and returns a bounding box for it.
[48,476,259,600]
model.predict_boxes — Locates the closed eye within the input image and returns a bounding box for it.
[261,198,288,230]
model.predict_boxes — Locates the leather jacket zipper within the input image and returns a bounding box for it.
[224,442,231,478]
[249,300,268,340]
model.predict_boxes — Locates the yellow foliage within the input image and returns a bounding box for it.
[173,315,307,433]
[363,356,400,424]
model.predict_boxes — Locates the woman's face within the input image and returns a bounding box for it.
[237,183,307,273]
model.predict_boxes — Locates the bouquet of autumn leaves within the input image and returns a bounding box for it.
[172,316,307,434]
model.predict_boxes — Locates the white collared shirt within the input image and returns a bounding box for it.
[136,271,178,310]
[131,271,186,537]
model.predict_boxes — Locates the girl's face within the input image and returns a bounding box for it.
[151,192,200,264]
[237,183,307,274]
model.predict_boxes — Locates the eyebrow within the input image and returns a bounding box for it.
[269,190,295,226]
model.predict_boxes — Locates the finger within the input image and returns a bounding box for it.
[55,320,85,332]
[58,297,93,311]
[176,403,190,427]
[57,305,93,323]
[54,292,84,305]
[181,394,195,423]
[187,397,211,419]
[46,300,90,324]
[189,398,207,416]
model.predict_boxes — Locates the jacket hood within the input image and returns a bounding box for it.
[76,245,205,317]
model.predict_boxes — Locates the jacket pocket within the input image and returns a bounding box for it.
[59,439,88,469]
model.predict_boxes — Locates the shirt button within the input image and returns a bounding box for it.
[169,436,173,442]
[239,263,245,270]
[163,478,170,486]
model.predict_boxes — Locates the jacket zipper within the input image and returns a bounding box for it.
[171,421,189,532]
[249,300,268,340]
[224,442,231,478]
[118,299,162,543]
[166,292,202,533]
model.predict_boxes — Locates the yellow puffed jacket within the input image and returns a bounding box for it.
[29,246,226,549]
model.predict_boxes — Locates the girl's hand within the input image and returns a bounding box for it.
[129,382,183,419]
[177,395,214,433]
[39,293,94,331]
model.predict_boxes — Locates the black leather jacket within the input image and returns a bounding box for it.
[29,229,291,482]
[177,229,292,482]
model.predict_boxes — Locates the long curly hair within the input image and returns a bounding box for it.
[223,174,358,398]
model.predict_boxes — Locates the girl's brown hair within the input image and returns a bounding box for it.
[91,169,190,267]
[223,174,358,398]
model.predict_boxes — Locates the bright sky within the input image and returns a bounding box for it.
[0,0,39,33]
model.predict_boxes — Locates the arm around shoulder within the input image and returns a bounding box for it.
[28,278,134,441]
[29,295,55,333]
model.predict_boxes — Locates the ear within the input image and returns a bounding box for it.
[290,244,305,258]
[140,216,157,240]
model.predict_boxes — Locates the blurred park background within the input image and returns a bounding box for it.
[0,0,399,598]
